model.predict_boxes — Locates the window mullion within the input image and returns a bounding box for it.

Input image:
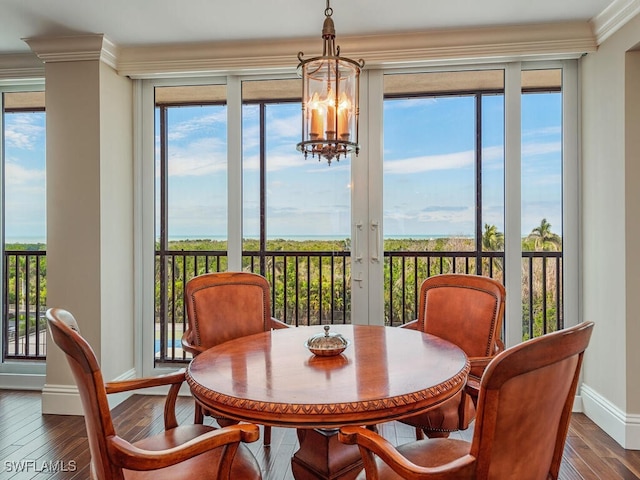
[504,62,523,348]
[227,76,243,271]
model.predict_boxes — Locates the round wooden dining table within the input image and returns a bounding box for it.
[186,324,469,480]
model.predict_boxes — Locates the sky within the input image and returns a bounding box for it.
[2,84,562,243]
[157,89,562,241]
[3,109,46,242]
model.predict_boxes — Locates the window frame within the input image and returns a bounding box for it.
[137,60,579,375]
[0,81,46,384]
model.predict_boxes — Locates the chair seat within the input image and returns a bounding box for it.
[355,438,471,480]
[399,390,475,435]
[123,425,262,480]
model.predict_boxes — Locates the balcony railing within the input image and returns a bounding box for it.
[153,248,562,364]
[0,248,562,362]
[3,250,47,360]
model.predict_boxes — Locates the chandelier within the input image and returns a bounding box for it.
[296,0,364,165]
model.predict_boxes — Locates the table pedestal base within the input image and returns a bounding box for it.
[291,428,363,480]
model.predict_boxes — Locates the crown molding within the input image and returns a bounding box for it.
[2,22,598,80]
[22,34,118,69]
[0,53,44,80]
[592,0,640,45]
[118,21,597,78]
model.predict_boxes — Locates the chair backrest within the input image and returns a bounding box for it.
[46,308,119,480]
[417,274,505,371]
[184,272,272,350]
[470,321,594,480]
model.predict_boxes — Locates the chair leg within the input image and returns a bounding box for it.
[415,427,424,440]
[194,402,204,424]
[264,425,271,447]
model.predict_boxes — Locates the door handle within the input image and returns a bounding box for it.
[355,222,363,263]
[371,220,380,263]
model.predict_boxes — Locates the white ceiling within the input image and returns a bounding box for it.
[0,0,621,56]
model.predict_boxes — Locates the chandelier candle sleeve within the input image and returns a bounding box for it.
[338,98,350,139]
[311,108,322,138]
[326,104,336,138]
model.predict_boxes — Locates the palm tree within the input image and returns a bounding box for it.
[482,223,504,251]
[481,223,504,275]
[526,218,561,251]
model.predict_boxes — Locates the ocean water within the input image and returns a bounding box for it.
[6,236,46,244]
[4,234,475,246]
[166,234,472,241]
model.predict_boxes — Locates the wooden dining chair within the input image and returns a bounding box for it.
[182,271,289,446]
[339,321,595,480]
[400,273,506,439]
[46,307,263,480]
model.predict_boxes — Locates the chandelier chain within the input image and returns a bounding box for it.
[325,0,332,17]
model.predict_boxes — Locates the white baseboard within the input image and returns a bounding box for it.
[581,383,640,450]
[42,368,139,415]
[572,393,584,412]
[0,372,45,390]
[41,383,83,415]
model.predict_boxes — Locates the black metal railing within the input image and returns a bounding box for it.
[3,250,47,360]
[522,251,563,339]
[384,250,506,326]
[154,248,562,364]
[0,248,562,362]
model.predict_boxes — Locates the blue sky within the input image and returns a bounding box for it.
[3,88,562,243]
[159,90,561,241]
[4,110,46,242]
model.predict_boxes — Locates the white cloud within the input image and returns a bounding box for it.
[385,97,437,110]
[5,115,45,150]
[267,112,300,140]
[523,126,561,138]
[416,206,472,224]
[167,110,227,142]
[384,150,474,174]
[161,137,227,177]
[482,145,504,162]
[5,162,45,185]
[522,141,561,157]
[384,139,559,176]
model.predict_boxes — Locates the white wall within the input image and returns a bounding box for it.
[581,12,640,448]
[42,59,103,414]
[98,62,135,383]
[29,36,136,415]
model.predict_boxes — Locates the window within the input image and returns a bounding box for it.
[382,70,505,325]
[241,79,351,326]
[1,89,47,362]
[521,69,563,338]
[143,61,578,369]
[153,83,227,364]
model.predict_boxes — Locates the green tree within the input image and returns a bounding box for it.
[482,224,504,251]
[526,218,561,251]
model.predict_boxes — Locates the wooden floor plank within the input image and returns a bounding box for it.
[0,390,638,479]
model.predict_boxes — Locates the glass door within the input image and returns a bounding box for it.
[241,78,353,326]
[380,70,506,326]
[143,62,577,373]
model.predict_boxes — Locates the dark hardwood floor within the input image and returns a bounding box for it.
[1,390,640,479]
